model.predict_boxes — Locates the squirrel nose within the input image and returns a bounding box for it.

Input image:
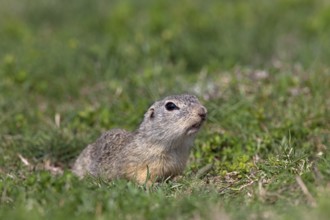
[198,106,207,120]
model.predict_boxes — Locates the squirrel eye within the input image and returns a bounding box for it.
[165,102,179,111]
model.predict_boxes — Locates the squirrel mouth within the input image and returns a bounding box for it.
[186,120,204,135]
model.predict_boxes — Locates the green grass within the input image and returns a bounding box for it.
[1,0,330,219]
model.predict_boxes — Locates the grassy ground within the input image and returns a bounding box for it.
[1,0,330,219]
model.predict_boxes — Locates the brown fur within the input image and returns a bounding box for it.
[72,94,207,184]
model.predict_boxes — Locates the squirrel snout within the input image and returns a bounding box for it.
[197,106,207,120]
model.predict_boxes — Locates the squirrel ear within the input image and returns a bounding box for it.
[148,108,155,119]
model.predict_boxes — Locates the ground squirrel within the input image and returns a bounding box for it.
[72,94,207,184]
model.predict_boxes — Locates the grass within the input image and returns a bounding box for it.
[1,0,330,219]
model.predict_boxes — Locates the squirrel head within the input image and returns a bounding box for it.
[138,94,207,143]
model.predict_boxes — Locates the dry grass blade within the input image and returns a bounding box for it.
[295,175,317,207]
[17,154,31,167]
[55,113,61,128]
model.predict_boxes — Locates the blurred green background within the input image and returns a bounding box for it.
[1,0,330,98]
